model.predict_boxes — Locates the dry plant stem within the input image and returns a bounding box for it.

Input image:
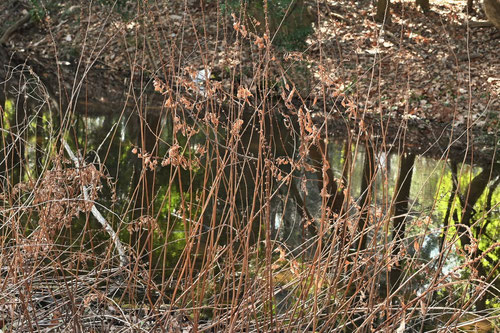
[62,138,129,267]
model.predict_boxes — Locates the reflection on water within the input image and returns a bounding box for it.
[1,101,499,328]
[66,109,498,268]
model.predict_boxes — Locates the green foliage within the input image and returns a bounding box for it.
[221,0,314,50]
[2,99,13,130]
[28,0,61,22]
[29,0,47,22]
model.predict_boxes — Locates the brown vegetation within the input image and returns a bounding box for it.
[0,0,498,331]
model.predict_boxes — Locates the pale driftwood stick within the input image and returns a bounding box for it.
[62,139,129,267]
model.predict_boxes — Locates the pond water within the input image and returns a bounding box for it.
[1,100,499,329]
[10,107,495,256]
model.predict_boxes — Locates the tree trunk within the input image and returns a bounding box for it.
[356,142,375,251]
[416,0,430,12]
[309,140,345,215]
[390,153,415,291]
[466,0,475,13]
[454,169,497,311]
[375,0,391,24]
[484,0,500,29]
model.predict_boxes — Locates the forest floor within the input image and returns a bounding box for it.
[1,0,499,134]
